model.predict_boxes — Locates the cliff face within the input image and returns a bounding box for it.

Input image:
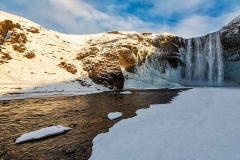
[75,31,154,89]
[220,16,240,83]
[151,15,240,85]
[76,15,240,88]
[220,15,240,60]
[0,11,240,92]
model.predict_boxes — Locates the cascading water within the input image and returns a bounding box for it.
[123,32,224,88]
[123,52,183,88]
[184,32,224,86]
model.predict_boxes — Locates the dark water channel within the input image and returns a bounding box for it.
[0,89,186,160]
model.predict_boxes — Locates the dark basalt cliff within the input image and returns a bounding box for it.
[155,16,240,63]
[220,16,240,61]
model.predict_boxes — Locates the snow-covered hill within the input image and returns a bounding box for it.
[0,11,163,99]
[0,11,240,99]
[0,11,111,98]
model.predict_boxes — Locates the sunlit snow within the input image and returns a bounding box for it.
[119,91,132,94]
[108,112,123,120]
[90,87,240,160]
[15,125,71,144]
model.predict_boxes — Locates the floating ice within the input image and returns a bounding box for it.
[15,125,71,144]
[90,87,240,160]
[120,91,132,94]
[107,112,123,120]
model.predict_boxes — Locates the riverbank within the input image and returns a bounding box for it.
[0,89,186,160]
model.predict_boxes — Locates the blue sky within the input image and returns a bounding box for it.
[0,0,240,38]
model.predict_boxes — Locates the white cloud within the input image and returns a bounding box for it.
[170,8,240,38]
[49,0,109,20]
[46,0,167,34]
[171,15,215,38]
[132,0,212,17]
[0,0,239,38]
[218,8,240,25]
[44,0,240,37]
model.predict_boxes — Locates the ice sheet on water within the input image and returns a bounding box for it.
[90,87,240,160]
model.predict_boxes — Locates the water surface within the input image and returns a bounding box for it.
[0,89,186,160]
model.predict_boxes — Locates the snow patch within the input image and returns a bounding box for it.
[160,32,175,36]
[0,79,109,100]
[120,91,131,94]
[107,112,123,120]
[15,125,71,144]
[90,87,240,160]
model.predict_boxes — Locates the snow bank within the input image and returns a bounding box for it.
[15,125,71,144]
[107,112,123,120]
[0,79,108,100]
[90,87,240,160]
[120,91,132,94]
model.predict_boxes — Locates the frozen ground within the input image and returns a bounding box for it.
[90,87,240,160]
[15,125,71,144]
[0,79,108,100]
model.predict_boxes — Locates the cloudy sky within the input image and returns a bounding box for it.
[0,0,240,38]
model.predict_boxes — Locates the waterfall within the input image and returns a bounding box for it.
[123,32,224,88]
[193,37,204,82]
[185,39,193,80]
[185,32,224,86]
[216,33,224,84]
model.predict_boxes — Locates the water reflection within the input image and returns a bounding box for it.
[0,89,185,160]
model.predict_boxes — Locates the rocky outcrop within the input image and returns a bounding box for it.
[0,20,27,64]
[220,15,240,61]
[219,15,240,83]
[76,32,154,89]
[75,15,240,88]
[134,15,240,86]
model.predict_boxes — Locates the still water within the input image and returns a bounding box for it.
[0,89,185,160]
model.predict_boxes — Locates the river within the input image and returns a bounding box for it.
[0,89,186,160]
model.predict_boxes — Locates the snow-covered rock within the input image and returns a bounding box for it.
[15,125,71,144]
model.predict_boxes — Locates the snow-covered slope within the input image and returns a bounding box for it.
[0,11,111,98]
[0,11,161,97]
[0,11,240,99]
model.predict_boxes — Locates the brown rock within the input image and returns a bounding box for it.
[75,31,155,89]
[91,71,124,89]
